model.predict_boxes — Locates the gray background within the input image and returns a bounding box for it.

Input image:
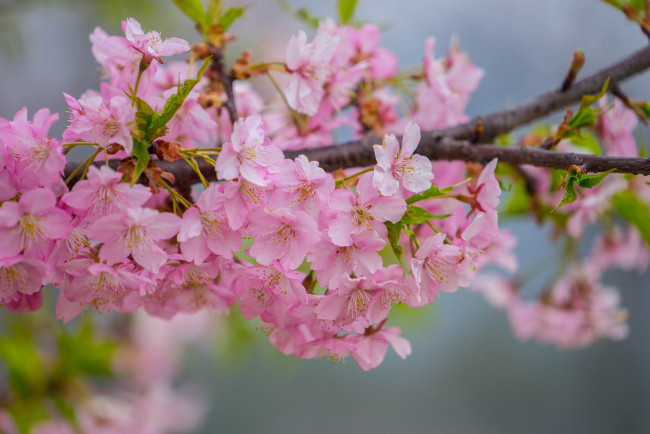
[1,1,650,433]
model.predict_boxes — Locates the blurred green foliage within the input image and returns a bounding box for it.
[0,312,117,433]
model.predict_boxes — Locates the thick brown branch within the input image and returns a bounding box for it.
[289,138,650,175]
[64,45,650,187]
[64,140,650,191]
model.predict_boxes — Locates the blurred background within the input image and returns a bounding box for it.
[1,0,650,433]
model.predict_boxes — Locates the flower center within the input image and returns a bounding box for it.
[0,265,28,296]
[18,214,46,250]
[201,212,226,240]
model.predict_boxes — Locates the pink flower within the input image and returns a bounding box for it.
[145,261,234,318]
[60,258,151,314]
[587,226,649,276]
[314,275,375,332]
[0,107,65,190]
[347,23,398,79]
[215,115,283,186]
[4,291,43,313]
[0,255,48,305]
[351,327,411,371]
[270,155,335,218]
[62,165,151,221]
[372,122,434,196]
[285,24,340,115]
[0,188,72,259]
[90,207,181,273]
[122,17,190,64]
[328,173,406,246]
[238,262,307,324]
[411,233,465,304]
[565,177,626,238]
[597,96,638,157]
[461,158,501,247]
[247,207,321,270]
[89,26,144,89]
[63,92,136,154]
[412,37,483,130]
[309,230,385,289]
[177,185,241,264]
[223,178,269,230]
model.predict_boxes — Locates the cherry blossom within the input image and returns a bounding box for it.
[89,207,181,273]
[372,122,434,196]
[122,17,190,64]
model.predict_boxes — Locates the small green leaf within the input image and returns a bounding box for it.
[577,77,609,113]
[577,168,616,188]
[149,57,211,140]
[629,0,647,11]
[218,7,244,30]
[400,205,449,225]
[405,185,451,205]
[385,221,404,269]
[555,173,579,209]
[207,0,222,24]
[612,191,650,245]
[569,106,599,129]
[338,0,359,24]
[172,0,209,30]
[402,225,419,244]
[131,138,150,186]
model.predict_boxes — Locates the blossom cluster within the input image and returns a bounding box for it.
[0,16,515,372]
[470,94,650,348]
[0,9,647,378]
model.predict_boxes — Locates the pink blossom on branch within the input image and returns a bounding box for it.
[372,122,434,196]
[215,115,283,186]
[89,207,181,274]
[285,21,340,116]
[121,17,190,64]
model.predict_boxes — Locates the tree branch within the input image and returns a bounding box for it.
[63,45,650,187]
[63,139,650,191]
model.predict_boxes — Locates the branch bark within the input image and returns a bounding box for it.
[64,45,650,187]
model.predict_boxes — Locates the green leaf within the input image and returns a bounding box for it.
[385,221,404,268]
[405,185,451,205]
[134,97,156,136]
[172,0,209,30]
[555,173,579,209]
[402,225,419,244]
[629,0,647,11]
[157,57,211,129]
[207,0,222,24]
[569,106,599,129]
[400,205,449,225]
[577,168,616,188]
[131,138,150,186]
[338,0,359,24]
[218,7,244,30]
[612,191,650,245]
[577,77,609,113]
